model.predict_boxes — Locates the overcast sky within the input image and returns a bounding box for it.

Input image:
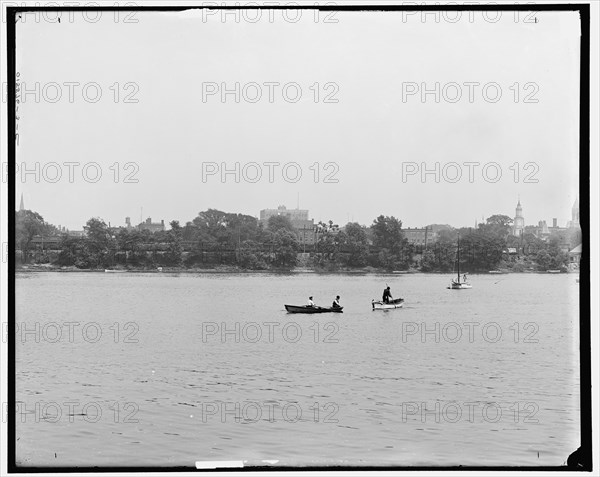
[14,8,581,230]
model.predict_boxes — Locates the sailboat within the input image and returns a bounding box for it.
[447,233,472,290]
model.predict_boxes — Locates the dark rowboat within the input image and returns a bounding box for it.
[284,305,343,314]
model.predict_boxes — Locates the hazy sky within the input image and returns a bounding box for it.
[14,8,581,230]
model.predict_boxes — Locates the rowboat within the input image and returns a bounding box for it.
[284,305,343,314]
[372,298,404,310]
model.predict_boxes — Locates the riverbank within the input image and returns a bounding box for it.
[15,264,575,274]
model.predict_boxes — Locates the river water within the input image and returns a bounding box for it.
[14,272,580,468]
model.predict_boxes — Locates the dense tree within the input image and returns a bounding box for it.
[15,210,47,262]
[72,218,111,268]
[267,215,295,233]
[422,229,456,272]
[484,214,514,237]
[271,229,299,267]
[237,240,269,269]
[192,209,230,243]
[165,220,183,266]
[85,218,110,246]
[535,235,569,271]
[16,206,580,273]
[371,215,404,254]
[455,227,503,272]
[344,222,369,267]
[534,250,552,271]
[227,213,261,239]
[371,215,410,270]
[56,235,86,267]
[420,248,440,272]
[185,209,263,247]
[182,221,197,241]
[314,221,345,268]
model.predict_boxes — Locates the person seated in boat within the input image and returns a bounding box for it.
[307,296,315,307]
[382,286,392,304]
[463,273,468,282]
[332,295,341,308]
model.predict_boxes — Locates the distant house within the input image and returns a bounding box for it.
[30,235,62,250]
[502,247,519,262]
[569,243,582,268]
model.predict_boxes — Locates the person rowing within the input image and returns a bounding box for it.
[307,296,315,307]
[382,286,393,304]
[332,295,341,308]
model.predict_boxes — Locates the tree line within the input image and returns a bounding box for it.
[15,209,580,272]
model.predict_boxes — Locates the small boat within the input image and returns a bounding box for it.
[547,269,561,274]
[447,233,472,290]
[489,270,503,274]
[104,269,126,273]
[284,305,343,314]
[372,298,404,310]
[448,280,472,290]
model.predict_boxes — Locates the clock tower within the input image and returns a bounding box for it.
[513,198,525,236]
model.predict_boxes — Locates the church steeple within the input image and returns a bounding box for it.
[513,197,525,236]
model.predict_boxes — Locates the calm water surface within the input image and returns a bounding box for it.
[15,272,580,467]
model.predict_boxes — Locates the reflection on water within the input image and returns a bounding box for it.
[15,272,580,467]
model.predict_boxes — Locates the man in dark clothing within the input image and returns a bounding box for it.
[382,286,392,303]
[332,295,341,308]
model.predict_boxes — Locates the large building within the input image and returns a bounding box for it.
[260,205,310,223]
[136,217,166,233]
[403,224,451,247]
[403,227,434,247]
[567,197,580,228]
[259,205,316,245]
[120,216,166,233]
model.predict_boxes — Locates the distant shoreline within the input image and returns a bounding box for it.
[15,265,574,275]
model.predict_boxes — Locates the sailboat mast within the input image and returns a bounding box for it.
[457,233,461,283]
